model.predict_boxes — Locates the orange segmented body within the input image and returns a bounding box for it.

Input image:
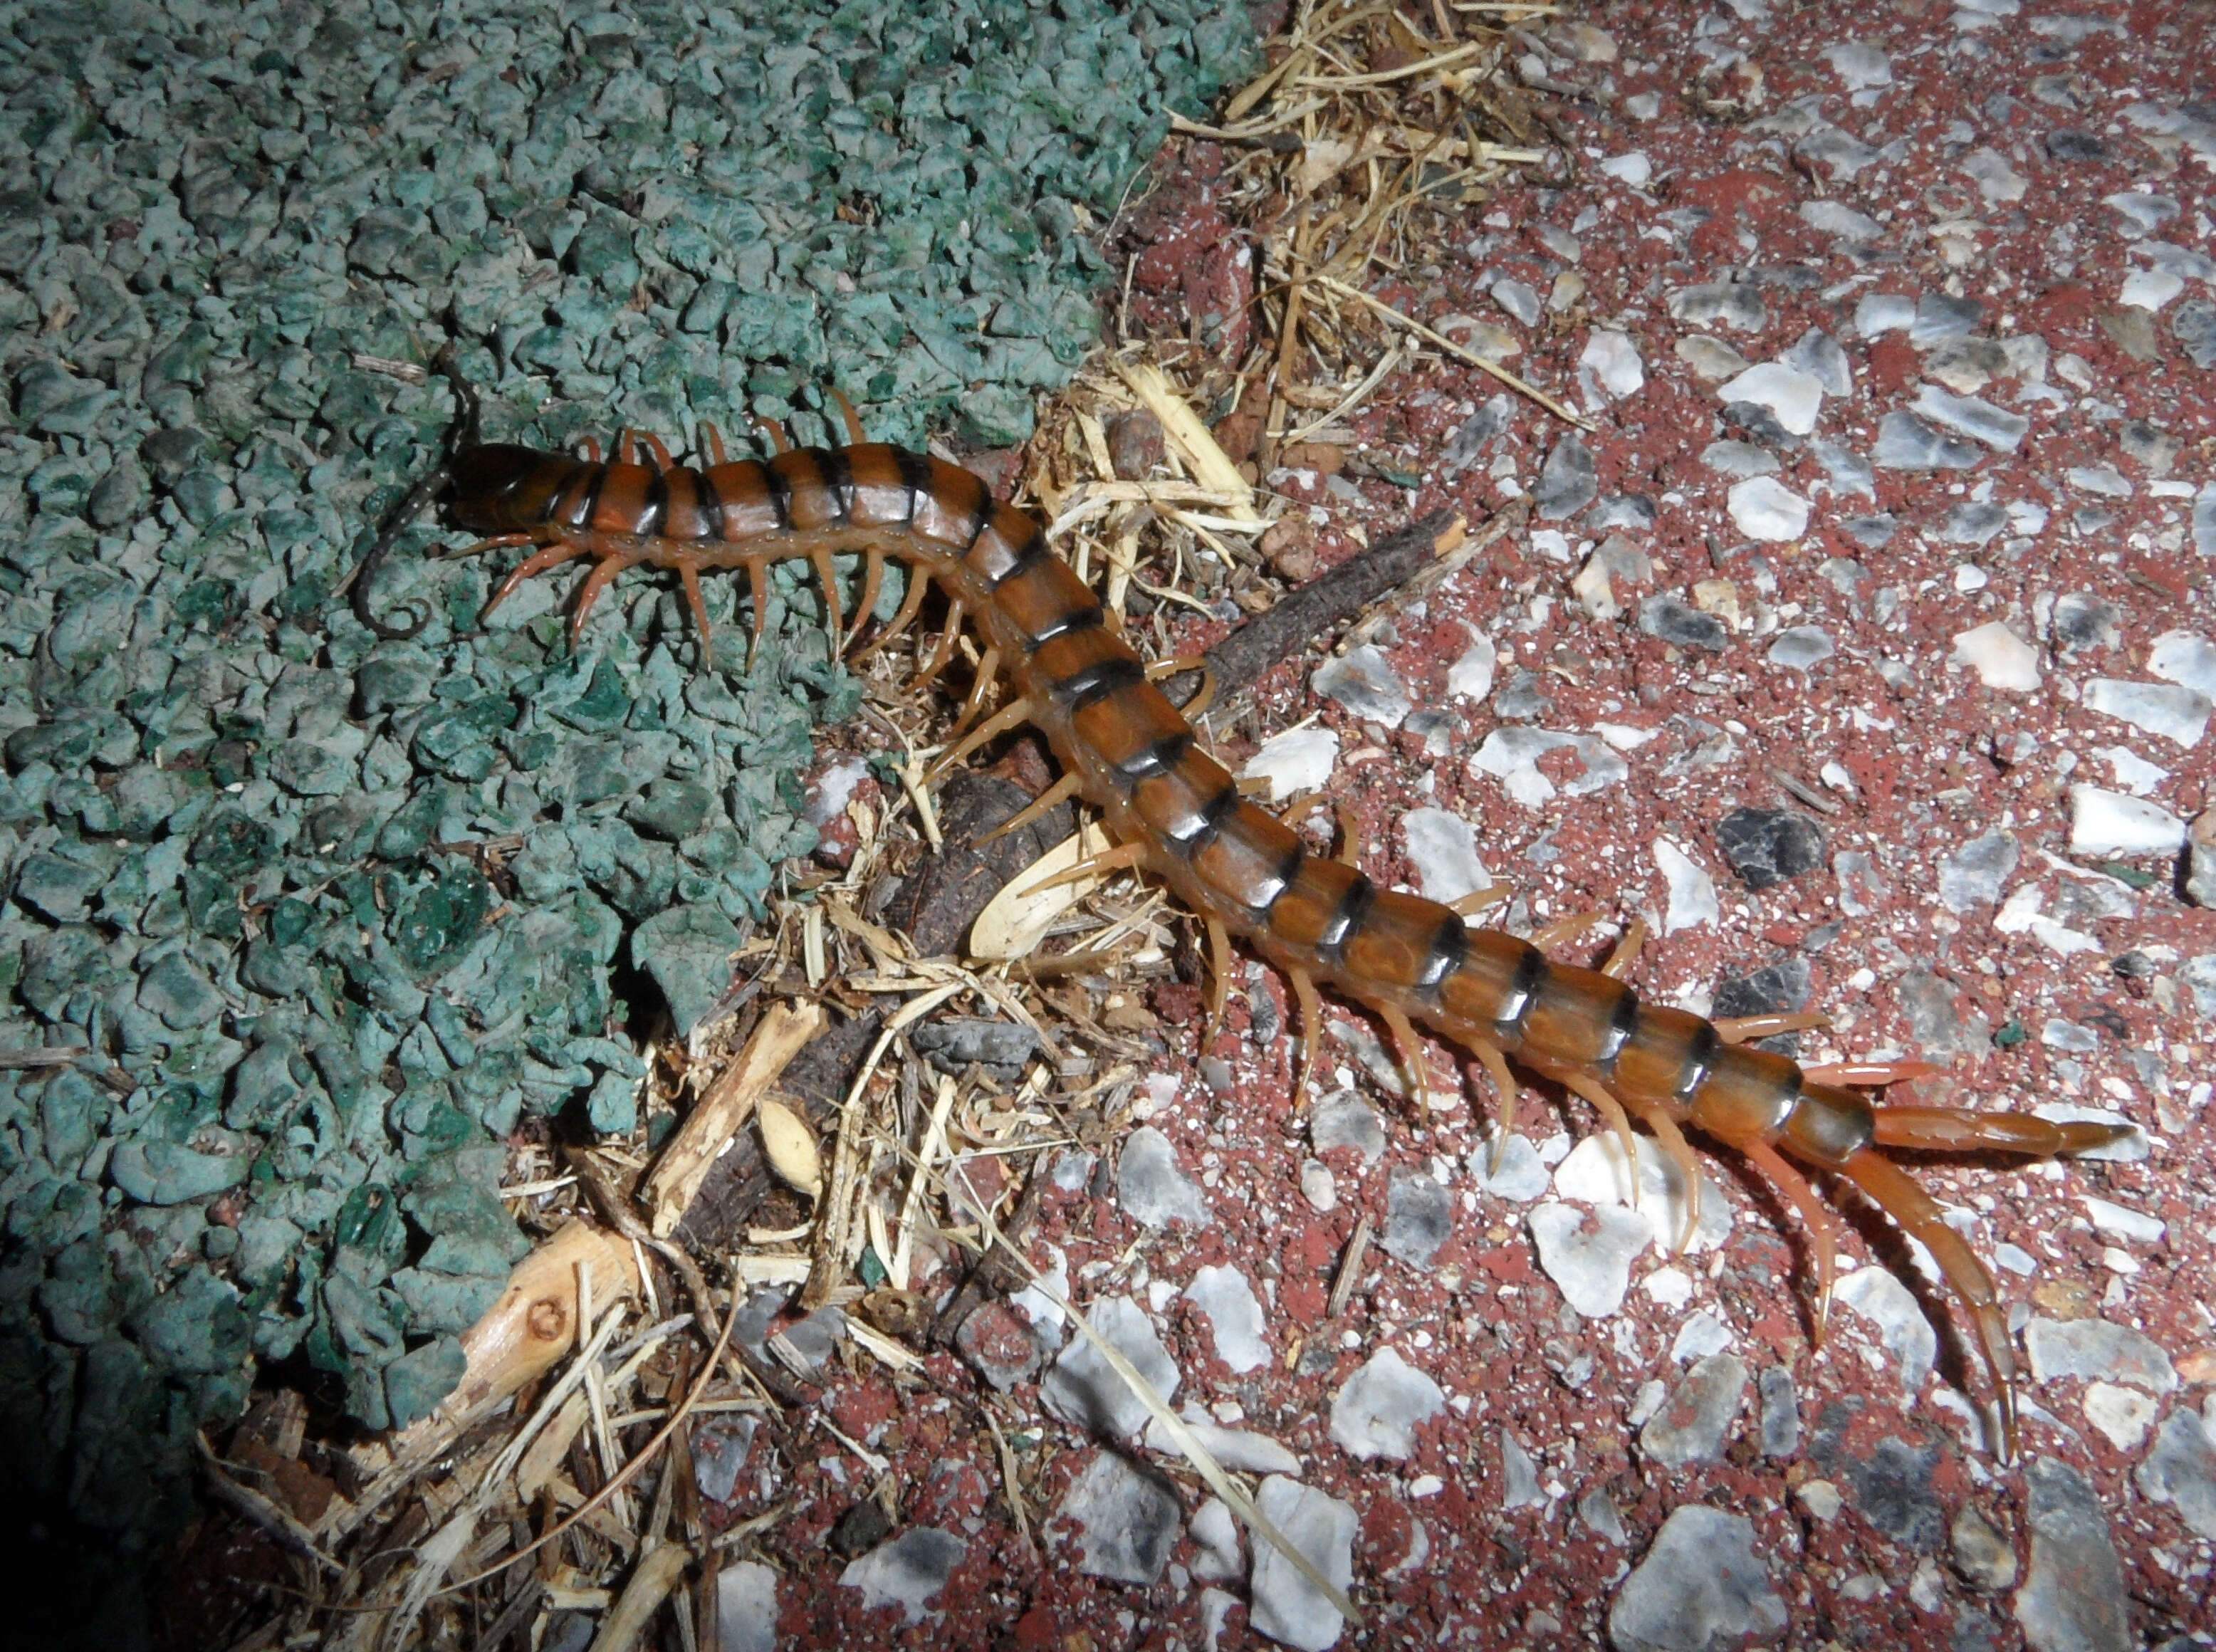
[363,405,2129,1459]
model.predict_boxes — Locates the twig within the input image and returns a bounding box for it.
[1315,275,1593,429]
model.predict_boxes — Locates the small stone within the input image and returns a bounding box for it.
[1242,725,1339,804]
[1912,293,1985,345]
[2136,1410,2216,1539]
[692,1415,758,1504]
[1802,199,1883,244]
[2066,464,2133,498]
[1938,830,2019,912]
[1962,147,2028,202]
[1653,837,1720,934]
[1581,1487,1630,1546]
[1873,411,1984,470]
[2046,127,2110,163]
[1183,1265,1269,1374]
[1528,1203,1651,1317]
[1950,1506,2019,1591]
[1640,1355,1750,1468]
[1831,1437,1945,1552]
[1474,1133,1550,1202]
[1942,502,2010,545]
[1312,645,1411,727]
[2082,1381,2157,1450]
[716,1562,781,1652]
[1500,1430,1545,1509]
[1535,432,1598,519]
[1190,1497,1243,1579]
[1701,440,1779,479]
[1836,1267,1938,1395]
[1726,476,1809,540]
[1379,1172,1454,1270]
[956,1300,1044,1391]
[1055,1451,1181,1585]
[1106,409,1164,479]
[1758,1366,1800,1458]
[1638,595,1728,652]
[1250,1477,1359,1652]
[1402,808,1490,905]
[1843,513,1898,548]
[1042,1297,1181,1441]
[1442,396,1512,473]
[1310,1091,1385,1163]
[2083,679,2210,748]
[1327,1347,1445,1461]
[2174,300,2216,369]
[2081,1196,2164,1245]
[2148,631,2216,699]
[1953,621,2042,690]
[1717,362,1824,435]
[2068,787,2186,857]
[1715,807,1825,888]
[2024,1316,2178,1394]
[1913,385,2029,451]
[2016,1458,2130,1652]
[1855,293,1917,337]
[1609,1505,1786,1652]
[838,1528,965,1626]
[1300,1160,1337,1213]
[1118,1126,1210,1229]
[1491,276,1542,326]
[1676,335,1752,380]
[1668,282,1767,331]
[1581,330,1645,398]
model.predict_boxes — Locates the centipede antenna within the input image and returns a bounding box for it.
[343,343,486,640]
[830,386,867,446]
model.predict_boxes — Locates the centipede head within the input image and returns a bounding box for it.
[446,442,576,533]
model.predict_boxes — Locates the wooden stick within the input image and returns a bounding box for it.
[644,1002,823,1238]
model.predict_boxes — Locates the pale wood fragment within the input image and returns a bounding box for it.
[644,1001,822,1238]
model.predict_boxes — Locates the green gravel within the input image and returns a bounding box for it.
[0,0,1253,1601]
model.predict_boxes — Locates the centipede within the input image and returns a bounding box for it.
[351,352,2128,1460]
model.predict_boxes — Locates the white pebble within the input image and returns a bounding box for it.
[1447,632,1497,699]
[1401,807,1490,904]
[2148,630,2216,699]
[2084,678,2210,748]
[1728,476,1811,540]
[2082,1196,2165,1245]
[1242,725,1339,803]
[2084,1382,2158,1450]
[1951,621,2042,691]
[1653,837,1720,933]
[1718,361,1824,435]
[2068,786,2186,857]
[1579,328,1645,398]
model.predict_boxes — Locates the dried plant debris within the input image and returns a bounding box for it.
[0,0,1253,1598]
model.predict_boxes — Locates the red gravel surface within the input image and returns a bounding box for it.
[737,4,2216,1648]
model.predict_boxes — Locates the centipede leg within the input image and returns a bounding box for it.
[1567,1072,1703,1248]
[701,422,728,466]
[1714,1011,1830,1043]
[928,697,1036,780]
[978,773,1083,845]
[1025,841,1146,894]
[830,387,867,446]
[916,602,966,689]
[754,417,792,455]
[1378,1004,1435,1115]
[1737,1136,1840,1347]
[439,531,537,563]
[1527,911,1612,953]
[1601,919,1647,979]
[569,553,642,644]
[483,540,590,622]
[744,556,772,671]
[1146,654,1216,719]
[850,552,886,650]
[635,431,674,471]
[956,647,1002,734]
[676,558,714,663]
[1448,885,1510,919]
[1289,968,1324,1104]
[579,436,604,464]
[853,564,930,662]
[810,549,844,648]
[1204,917,1233,1045]
[1471,1037,1522,1171]
[1833,1146,2022,1460]
[1557,1070,1651,1220]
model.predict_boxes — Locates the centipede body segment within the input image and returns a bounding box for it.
[356,387,2131,1459]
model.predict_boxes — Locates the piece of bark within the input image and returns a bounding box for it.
[881,768,1077,957]
[1161,507,1468,707]
[644,1001,822,1238]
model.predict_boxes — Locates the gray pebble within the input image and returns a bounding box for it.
[1938,830,2019,913]
[2134,1408,2216,1539]
[1951,1505,2019,1591]
[1535,432,1598,519]
[2015,1457,2131,1652]
[1609,1505,1786,1652]
[1757,1366,1800,1458]
[1117,1126,1211,1229]
[1639,1354,1749,1468]
[1715,807,1826,888]
[1873,408,1986,467]
[1381,1171,1454,1269]
[1637,595,1728,652]
[1042,1297,1180,1441]
[1054,1452,1181,1585]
